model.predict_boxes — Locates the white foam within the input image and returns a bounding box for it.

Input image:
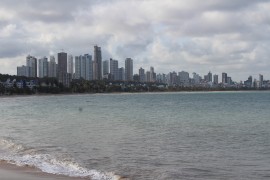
[0,138,121,180]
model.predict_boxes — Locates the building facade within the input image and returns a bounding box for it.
[139,67,145,82]
[222,72,227,84]
[38,57,48,78]
[26,55,37,78]
[17,65,30,77]
[103,60,109,76]
[68,55,74,75]
[118,67,125,81]
[110,58,119,81]
[213,74,218,84]
[93,46,102,80]
[85,54,93,81]
[48,56,57,78]
[125,58,133,81]
[57,52,67,74]
[178,71,189,86]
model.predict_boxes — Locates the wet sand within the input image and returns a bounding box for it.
[0,162,87,180]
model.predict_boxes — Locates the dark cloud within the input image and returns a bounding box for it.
[0,39,27,58]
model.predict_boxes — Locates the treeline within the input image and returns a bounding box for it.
[0,74,165,95]
[1,73,269,96]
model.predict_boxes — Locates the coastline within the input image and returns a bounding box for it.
[0,161,87,180]
[0,89,269,98]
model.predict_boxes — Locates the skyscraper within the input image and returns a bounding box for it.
[93,46,102,80]
[222,72,227,84]
[57,52,69,86]
[178,71,189,86]
[118,67,125,81]
[85,54,93,81]
[146,71,151,82]
[26,55,37,77]
[207,71,212,82]
[213,74,218,84]
[227,77,232,85]
[244,76,253,88]
[150,67,156,82]
[80,55,86,79]
[110,58,119,81]
[75,56,80,79]
[68,55,74,75]
[125,58,133,81]
[48,56,57,78]
[193,72,201,85]
[74,54,93,80]
[38,56,48,78]
[139,67,145,82]
[57,52,67,74]
[259,74,263,88]
[103,60,109,76]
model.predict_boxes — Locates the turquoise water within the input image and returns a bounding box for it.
[0,91,270,179]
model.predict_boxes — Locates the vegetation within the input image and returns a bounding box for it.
[0,73,269,96]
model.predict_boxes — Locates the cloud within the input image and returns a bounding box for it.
[0,0,270,81]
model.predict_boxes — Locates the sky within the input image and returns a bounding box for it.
[0,0,270,81]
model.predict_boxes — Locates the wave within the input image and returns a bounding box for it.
[0,138,124,180]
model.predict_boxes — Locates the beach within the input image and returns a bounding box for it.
[0,161,86,180]
[0,161,85,180]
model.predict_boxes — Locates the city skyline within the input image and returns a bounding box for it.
[16,49,266,87]
[1,0,270,81]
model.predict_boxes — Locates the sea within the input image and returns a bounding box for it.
[0,91,270,180]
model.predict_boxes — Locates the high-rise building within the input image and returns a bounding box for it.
[57,52,69,86]
[213,74,218,84]
[48,56,57,78]
[74,54,93,80]
[150,67,156,82]
[17,65,30,77]
[139,67,145,82]
[125,58,133,81]
[38,57,48,78]
[103,60,109,76]
[178,71,189,86]
[146,71,151,82]
[93,46,102,80]
[75,56,80,79]
[110,58,119,81]
[68,55,74,75]
[207,71,212,82]
[80,55,86,79]
[227,77,232,85]
[244,76,253,88]
[26,55,37,77]
[259,74,263,88]
[57,52,67,74]
[222,72,227,84]
[157,73,166,83]
[166,71,178,85]
[85,54,93,81]
[118,67,125,81]
[193,72,201,85]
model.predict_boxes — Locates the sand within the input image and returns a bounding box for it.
[0,162,87,180]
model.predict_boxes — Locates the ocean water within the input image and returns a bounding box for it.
[0,91,270,180]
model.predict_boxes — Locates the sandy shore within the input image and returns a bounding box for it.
[0,161,87,180]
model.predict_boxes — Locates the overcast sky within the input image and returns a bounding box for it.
[0,0,270,81]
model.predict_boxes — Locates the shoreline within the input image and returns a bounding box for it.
[0,161,87,180]
[0,89,269,98]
